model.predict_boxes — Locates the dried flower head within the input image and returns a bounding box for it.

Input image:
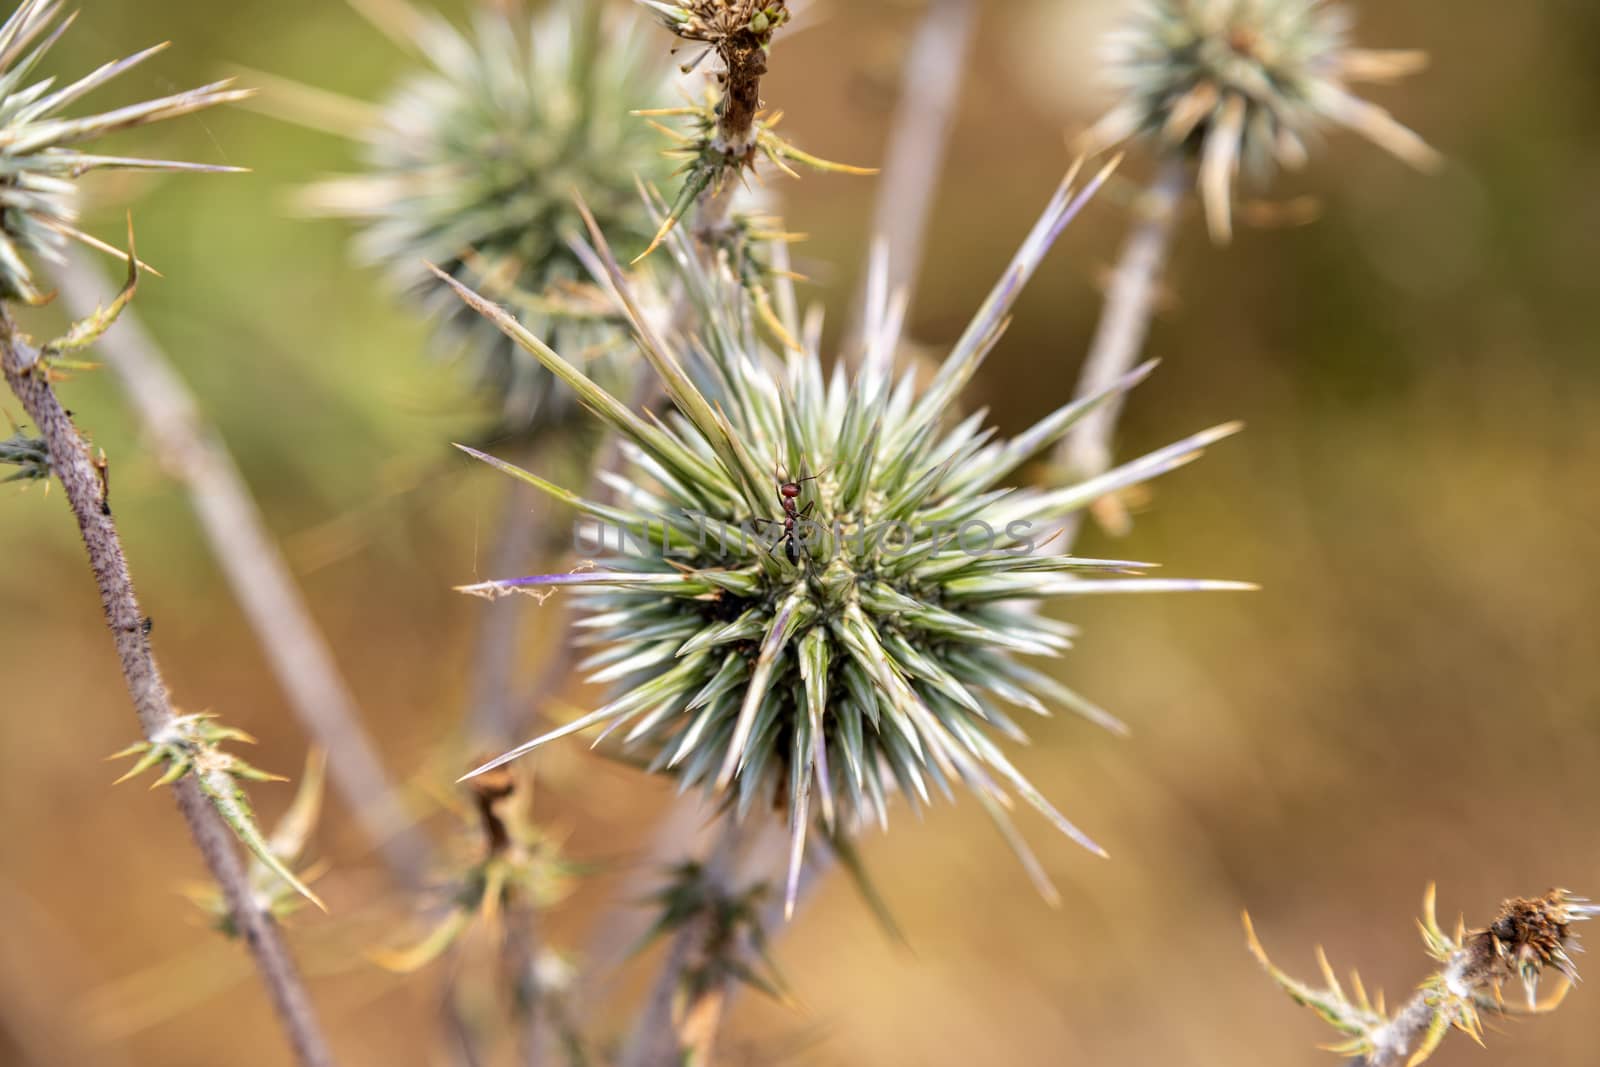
[0,0,248,304]
[637,0,790,154]
[444,161,1249,917]
[1083,0,1438,242]
[1246,884,1597,1066]
[631,0,872,260]
[297,0,677,430]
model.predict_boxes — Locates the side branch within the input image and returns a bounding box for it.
[1,313,336,1067]
[852,0,977,334]
[619,814,750,1067]
[1056,155,1187,540]
[54,251,430,886]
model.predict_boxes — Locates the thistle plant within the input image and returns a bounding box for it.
[378,765,578,1063]
[442,159,1250,920]
[1246,886,1595,1066]
[626,858,786,1066]
[1081,0,1438,242]
[0,1,247,303]
[292,0,677,431]
[0,5,331,1062]
[1056,0,1439,533]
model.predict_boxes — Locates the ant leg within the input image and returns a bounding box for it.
[749,517,786,554]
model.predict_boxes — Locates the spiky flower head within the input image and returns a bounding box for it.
[448,164,1249,917]
[1083,0,1437,242]
[0,0,247,305]
[298,0,677,431]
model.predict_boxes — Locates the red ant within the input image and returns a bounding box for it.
[753,464,825,565]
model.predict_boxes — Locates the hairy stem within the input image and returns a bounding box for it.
[1,311,336,1067]
[1360,992,1439,1067]
[54,250,430,886]
[1055,155,1188,540]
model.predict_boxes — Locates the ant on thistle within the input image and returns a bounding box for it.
[752,464,825,565]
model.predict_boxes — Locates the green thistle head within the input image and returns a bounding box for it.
[0,0,247,305]
[300,0,677,431]
[447,165,1250,915]
[1084,0,1437,241]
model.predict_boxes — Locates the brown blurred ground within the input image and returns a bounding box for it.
[3,0,1599,1064]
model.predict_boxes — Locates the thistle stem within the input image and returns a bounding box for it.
[1359,995,1439,1067]
[1055,155,1187,543]
[619,813,747,1067]
[612,3,976,1049]
[850,0,977,335]
[53,251,431,887]
[0,310,336,1067]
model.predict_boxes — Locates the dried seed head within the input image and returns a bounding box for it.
[1083,0,1437,242]
[449,162,1249,916]
[1247,885,1594,1066]
[0,0,248,304]
[299,1,676,432]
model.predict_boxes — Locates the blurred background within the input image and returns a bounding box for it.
[3,0,1599,1063]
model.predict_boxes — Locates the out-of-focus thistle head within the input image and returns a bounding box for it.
[296,0,677,432]
[0,0,247,305]
[446,162,1251,917]
[1082,0,1438,242]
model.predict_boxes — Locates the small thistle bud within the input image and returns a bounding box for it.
[1083,0,1438,242]
[0,0,248,304]
[295,0,677,431]
[110,713,326,912]
[446,161,1251,916]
